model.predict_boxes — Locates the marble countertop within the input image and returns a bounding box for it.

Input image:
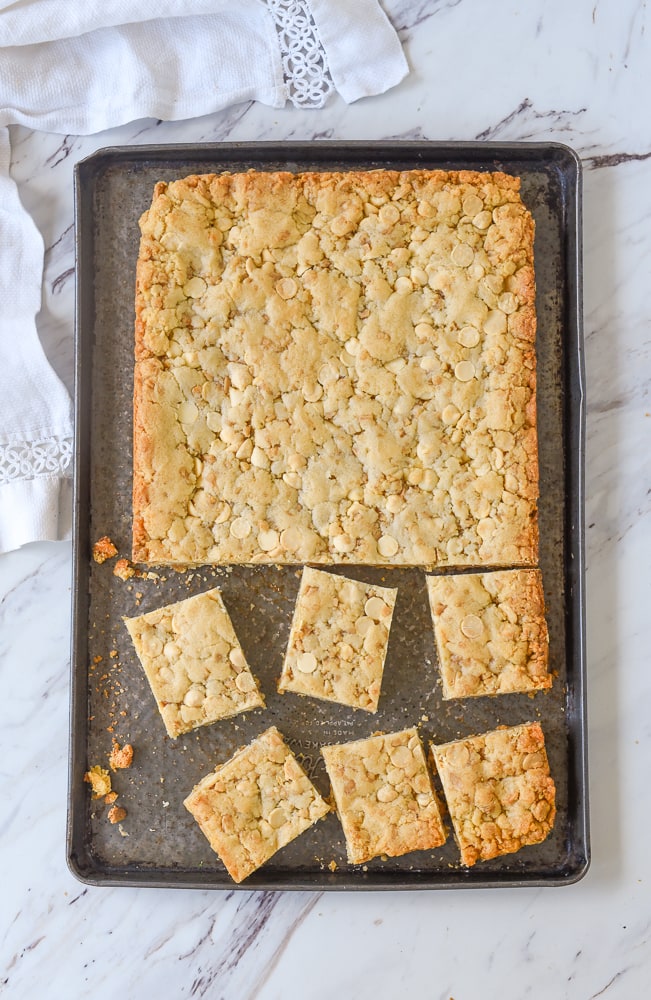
[2,2,650,997]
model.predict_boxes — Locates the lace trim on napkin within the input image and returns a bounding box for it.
[0,435,73,486]
[266,0,334,108]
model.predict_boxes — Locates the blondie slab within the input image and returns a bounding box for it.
[321,727,446,864]
[426,568,551,698]
[431,722,556,866]
[133,168,538,567]
[123,587,264,738]
[278,567,397,712]
[183,726,330,882]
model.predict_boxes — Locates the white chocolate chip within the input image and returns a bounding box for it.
[236,438,253,461]
[364,596,389,621]
[183,686,204,708]
[377,784,398,803]
[178,401,199,424]
[389,745,411,768]
[276,277,297,299]
[283,472,302,490]
[296,651,318,673]
[185,276,207,298]
[333,533,355,553]
[280,526,303,552]
[473,210,493,230]
[229,647,247,668]
[458,325,480,348]
[414,322,434,341]
[395,276,413,295]
[214,501,232,524]
[345,337,361,355]
[258,528,280,551]
[268,807,286,829]
[386,494,405,514]
[462,194,484,218]
[498,292,518,314]
[355,616,374,636]
[303,382,323,403]
[250,446,269,469]
[235,672,256,693]
[378,534,399,558]
[451,243,474,267]
[411,266,429,286]
[230,517,252,539]
[340,642,354,661]
[454,360,476,382]
[441,403,460,425]
[379,203,400,226]
[460,614,484,639]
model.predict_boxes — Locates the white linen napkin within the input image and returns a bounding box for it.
[0,0,408,552]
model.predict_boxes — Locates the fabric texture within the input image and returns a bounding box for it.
[0,0,407,552]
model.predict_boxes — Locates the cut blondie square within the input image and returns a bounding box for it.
[123,587,264,738]
[321,727,446,864]
[278,567,397,712]
[426,568,551,698]
[431,721,556,866]
[183,726,330,882]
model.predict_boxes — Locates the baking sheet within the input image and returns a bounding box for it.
[68,141,588,889]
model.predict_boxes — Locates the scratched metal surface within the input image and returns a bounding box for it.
[69,142,587,888]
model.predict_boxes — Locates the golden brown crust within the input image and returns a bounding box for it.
[426,568,551,698]
[183,726,330,882]
[431,722,556,866]
[133,168,538,567]
[321,727,447,864]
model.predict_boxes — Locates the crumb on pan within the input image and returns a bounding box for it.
[108,806,127,824]
[84,765,112,799]
[113,558,136,580]
[92,536,118,563]
[109,739,134,771]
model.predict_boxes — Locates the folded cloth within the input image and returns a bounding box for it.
[0,0,408,552]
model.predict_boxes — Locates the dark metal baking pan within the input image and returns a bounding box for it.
[69,141,587,889]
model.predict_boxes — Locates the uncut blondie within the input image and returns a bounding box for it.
[133,168,538,567]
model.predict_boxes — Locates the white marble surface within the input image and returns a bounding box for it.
[2,2,651,997]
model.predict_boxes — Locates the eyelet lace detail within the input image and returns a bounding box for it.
[265,0,335,108]
[0,435,73,485]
